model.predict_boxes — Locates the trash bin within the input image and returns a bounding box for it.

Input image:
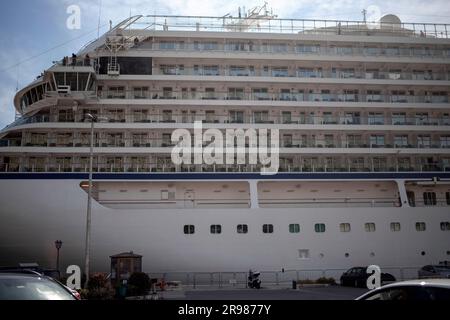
[292,280,297,290]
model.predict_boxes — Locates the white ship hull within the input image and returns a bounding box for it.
[1,178,449,274]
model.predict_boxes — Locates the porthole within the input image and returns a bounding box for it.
[421,251,426,256]
[319,253,324,259]
[183,225,195,235]
[345,253,350,258]
[263,224,274,234]
[237,224,248,234]
[370,252,375,257]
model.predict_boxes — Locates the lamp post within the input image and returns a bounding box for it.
[84,113,97,289]
[83,113,107,289]
[55,240,63,274]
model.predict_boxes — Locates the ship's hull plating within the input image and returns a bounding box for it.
[0,178,449,274]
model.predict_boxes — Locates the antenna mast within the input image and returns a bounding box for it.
[362,9,367,23]
[97,0,102,38]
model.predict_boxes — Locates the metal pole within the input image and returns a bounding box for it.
[56,248,60,272]
[84,116,95,288]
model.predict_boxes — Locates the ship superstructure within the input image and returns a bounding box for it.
[0,12,449,277]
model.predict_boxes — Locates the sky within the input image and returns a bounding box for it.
[0,0,449,128]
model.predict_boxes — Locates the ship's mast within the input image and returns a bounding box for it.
[362,9,367,23]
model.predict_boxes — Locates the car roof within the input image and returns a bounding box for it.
[356,279,450,300]
[0,272,45,278]
[378,279,450,289]
[430,265,450,268]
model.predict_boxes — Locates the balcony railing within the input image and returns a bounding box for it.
[4,113,450,130]
[1,162,449,174]
[53,57,95,68]
[259,197,400,208]
[154,67,450,81]
[3,137,450,152]
[123,15,450,39]
[144,41,450,56]
[97,90,450,104]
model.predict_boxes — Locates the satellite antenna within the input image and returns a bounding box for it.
[223,2,277,32]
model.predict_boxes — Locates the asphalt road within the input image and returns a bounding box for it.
[159,286,369,300]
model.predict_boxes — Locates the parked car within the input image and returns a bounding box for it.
[340,267,396,288]
[418,265,450,279]
[0,270,79,300]
[0,265,60,279]
[356,279,450,300]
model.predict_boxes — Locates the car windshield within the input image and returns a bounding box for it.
[435,266,450,272]
[0,276,75,300]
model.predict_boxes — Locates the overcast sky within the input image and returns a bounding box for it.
[0,0,449,128]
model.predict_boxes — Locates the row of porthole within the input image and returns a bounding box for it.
[183,222,450,235]
[316,251,434,259]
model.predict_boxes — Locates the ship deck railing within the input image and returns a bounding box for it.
[126,15,450,39]
[96,91,450,104]
[140,42,450,58]
[154,68,450,81]
[5,113,450,129]
[13,90,450,118]
[146,266,430,289]
[1,164,450,175]
[4,138,450,150]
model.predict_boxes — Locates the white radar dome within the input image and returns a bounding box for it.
[380,14,402,29]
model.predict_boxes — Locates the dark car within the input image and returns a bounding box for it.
[356,279,450,300]
[418,265,450,279]
[340,267,396,288]
[0,271,78,300]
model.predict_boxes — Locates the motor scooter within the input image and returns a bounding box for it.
[248,270,261,289]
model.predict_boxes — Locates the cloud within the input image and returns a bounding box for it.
[53,0,450,32]
[1,0,449,128]
[0,47,41,128]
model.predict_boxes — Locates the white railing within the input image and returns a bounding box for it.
[126,15,450,39]
[147,266,425,289]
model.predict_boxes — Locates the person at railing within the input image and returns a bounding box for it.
[84,54,91,67]
[62,56,69,66]
[71,53,77,66]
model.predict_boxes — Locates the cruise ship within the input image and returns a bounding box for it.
[1,9,450,280]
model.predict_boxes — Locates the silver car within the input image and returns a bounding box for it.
[356,279,450,300]
[0,272,78,300]
[418,265,450,279]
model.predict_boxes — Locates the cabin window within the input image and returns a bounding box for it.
[210,225,222,234]
[184,225,195,235]
[99,57,152,75]
[237,224,248,234]
[298,249,310,259]
[423,192,437,206]
[340,223,351,233]
[416,222,426,232]
[440,222,450,231]
[159,41,176,50]
[315,224,326,233]
[365,223,376,232]
[390,222,401,232]
[263,224,274,234]
[289,224,300,233]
